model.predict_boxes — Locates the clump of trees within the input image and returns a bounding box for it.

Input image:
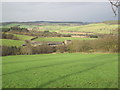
[90,35,98,38]
[1,44,56,56]
[67,36,118,53]
[2,26,71,37]
[9,26,29,32]
[1,28,11,32]
[1,46,21,56]
[2,26,28,32]
[56,45,68,53]
[67,40,92,52]
[1,33,19,40]
[32,45,55,54]
[10,30,71,37]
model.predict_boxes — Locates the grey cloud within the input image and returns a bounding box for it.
[1,2,118,22]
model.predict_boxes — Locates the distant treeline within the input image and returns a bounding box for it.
[1,36,118,56]
[2,26,28,32]
[1,27,111,39]
[2,26,71,37]
[103,20,120,25]
[1,33,19,40]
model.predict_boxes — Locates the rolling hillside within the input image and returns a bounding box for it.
[2,21,119,34]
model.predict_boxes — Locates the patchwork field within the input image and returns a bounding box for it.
[2,53,118,88]
[2,23,118,34]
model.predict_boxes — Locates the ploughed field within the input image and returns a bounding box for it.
[2,53,118,88]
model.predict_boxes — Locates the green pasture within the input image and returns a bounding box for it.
[58,23,118,34]
[0,39,24,47]
[20,23,119,34]
[2,53,118,88]
[13,34,34,40]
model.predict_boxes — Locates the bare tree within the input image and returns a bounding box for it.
[109,0,120,16]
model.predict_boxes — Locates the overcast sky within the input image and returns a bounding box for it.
[1,2,118,22]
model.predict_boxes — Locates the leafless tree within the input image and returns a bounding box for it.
[109,0,120,16]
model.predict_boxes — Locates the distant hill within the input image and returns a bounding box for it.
[2,21,94,26]
[102,20,120,24]
[2,20,119,26]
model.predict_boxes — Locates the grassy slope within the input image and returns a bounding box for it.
[58,23,118,34]
[1,34,33,47]
[2,53,118,88]
[34,37,94,42]
[13,34,34,40]
[0,39,24,47]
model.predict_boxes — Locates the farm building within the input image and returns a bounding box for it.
[64,40,72,45]
[47,42,64,46]
[31,41,44,46]
[22,41,44,46]
[22,40,72,47]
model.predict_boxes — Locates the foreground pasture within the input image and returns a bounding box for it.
[2,53,118,88]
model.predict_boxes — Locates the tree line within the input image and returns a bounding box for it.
[2,26,71,37]
[1,33,19,40]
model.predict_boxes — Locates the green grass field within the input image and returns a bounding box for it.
[0,39,24,47]
[2,53,118,88]
[34,37,94,42]
[13,34,34,40]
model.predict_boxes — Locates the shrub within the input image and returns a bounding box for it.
[2,33,19,40]
[56,45,67,53]
[2,46,20,56]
